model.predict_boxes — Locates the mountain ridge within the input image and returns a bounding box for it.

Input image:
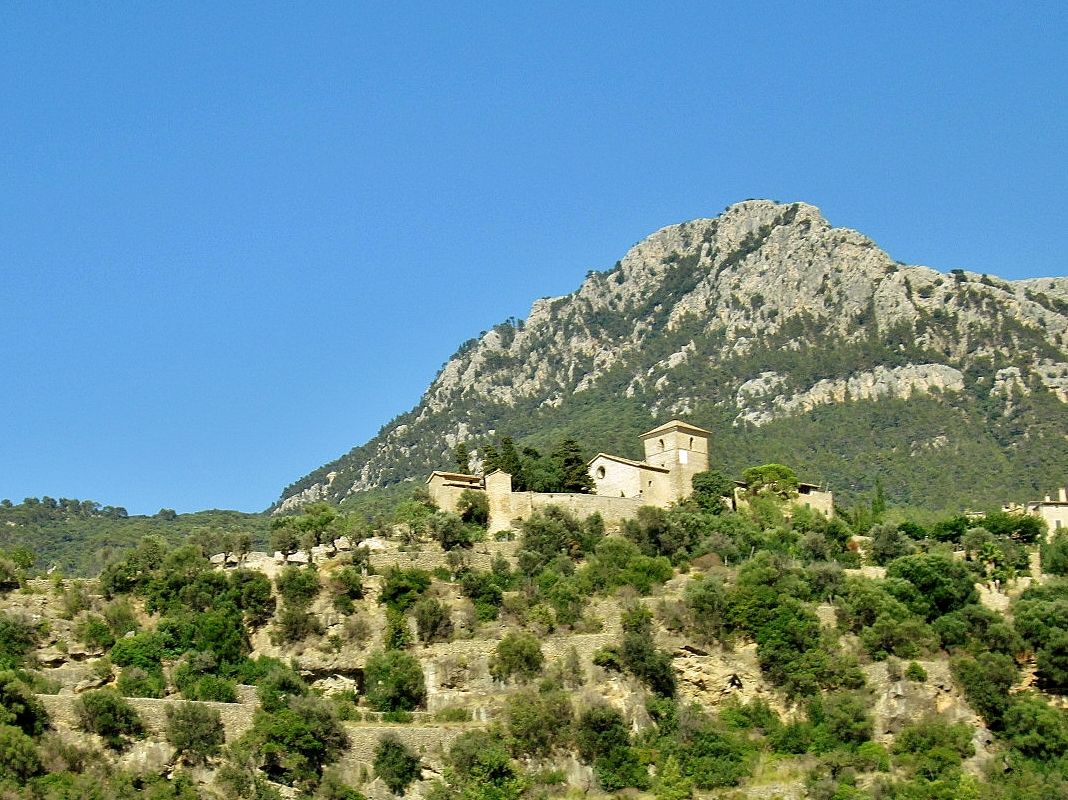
[277,200,1068,513]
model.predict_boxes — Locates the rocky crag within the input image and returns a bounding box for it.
[279,200,1068,513]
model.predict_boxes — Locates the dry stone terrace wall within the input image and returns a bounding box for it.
[367,537,520,574]
[37,693,259,742]
[37,692,475,779]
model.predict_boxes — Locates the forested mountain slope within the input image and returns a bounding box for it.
[278,200,1068,513]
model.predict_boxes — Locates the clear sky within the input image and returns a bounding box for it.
[1,3,1065,515]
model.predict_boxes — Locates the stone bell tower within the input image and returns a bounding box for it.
[639,420,710,506]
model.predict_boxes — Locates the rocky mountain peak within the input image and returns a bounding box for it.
[277,200,1068,513]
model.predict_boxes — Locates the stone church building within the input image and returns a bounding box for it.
[428,419,831,534]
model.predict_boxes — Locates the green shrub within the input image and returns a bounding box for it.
[434,707,470,723]
[490,631,544,683]
[853,741,890,771]
[103,599,139,636]
[374,735,421,794]
[110,630,165,671]
[73,614,114,650]
[505,688,572,758]
[232,569,276,628]
[904,662,928,682]
[364,650,425,712]
[445,729,525,800]
[180,673,238,703]
[1002,693,1068,761]
[381,709,414,723]
[0,614,38,669]
[74,689,144,750]
[247,694,349,786]
[1036,627,1068,690]
[413,597,453,644]
[116,666,165,698]
[270,605,325,645]
[951,652,1018,728]
[892,719,974,780]
[329,566,364,615]
[0,724,41,782]
[618,605,676,697]
[0,671,49,736]
[256,663,308,713]
[460,570,504,621]
[384,608,413,651]
[575,704,647,791]
[166,702,225,765]
[275,565,321,607]
[885,554,978,621]
[816,692,873,749]
[378,568,432,612]
[456,490,489,527]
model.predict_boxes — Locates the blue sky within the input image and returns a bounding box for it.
[1,3,1065,515]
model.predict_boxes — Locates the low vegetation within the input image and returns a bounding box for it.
[0,462,1064,798]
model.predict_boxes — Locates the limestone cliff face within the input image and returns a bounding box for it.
[278,200,1068,512]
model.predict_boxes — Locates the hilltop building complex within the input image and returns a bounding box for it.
[428,420,833,534]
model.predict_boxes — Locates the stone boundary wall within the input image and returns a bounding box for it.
[369,539,520,575]
[489,489,642,534]
[27,578,102,594]
[528,493,643,527]
[338,723,471,766]
[37,694,258,743]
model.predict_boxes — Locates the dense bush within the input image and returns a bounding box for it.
[374,735,421,795]
[490,631,544,683]
[891,719,974,782]
[271,605,326,645]
[505,688,572,758]
[444,729,526,800]
[0,614,38,670]
[619,606,676,697]
[378,568,432,612]
[580,537,673,595]
[275,565,321,607]
[364,650,426,711]
[166,701,225,765]
[246,694,349,786]
[951,652,1018,727]
[0,671,48,736]
[459,570,504,621]
[413,597,453,644]
[74,689,144,750]
[116,666,165,698]
[575,704,648,791]
[516,506,602,575]
[0,724,41,783]
[885,553,978,621]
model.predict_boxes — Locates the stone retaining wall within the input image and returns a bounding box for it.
[37,694,258,742]
[368,539,520,575]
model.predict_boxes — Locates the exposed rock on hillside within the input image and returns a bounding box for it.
[279,200,1068,513]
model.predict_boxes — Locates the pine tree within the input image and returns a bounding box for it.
[552,438,595,493]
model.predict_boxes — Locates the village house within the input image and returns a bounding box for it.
[1026,488,1068,535]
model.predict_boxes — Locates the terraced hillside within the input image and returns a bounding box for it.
[3,492,1068,799]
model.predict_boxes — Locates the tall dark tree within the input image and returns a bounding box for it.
[454,442,471,473]
[498,437,524,483]
[552,438,595,493]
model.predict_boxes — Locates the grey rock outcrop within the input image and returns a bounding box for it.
[278,200,1068,511]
